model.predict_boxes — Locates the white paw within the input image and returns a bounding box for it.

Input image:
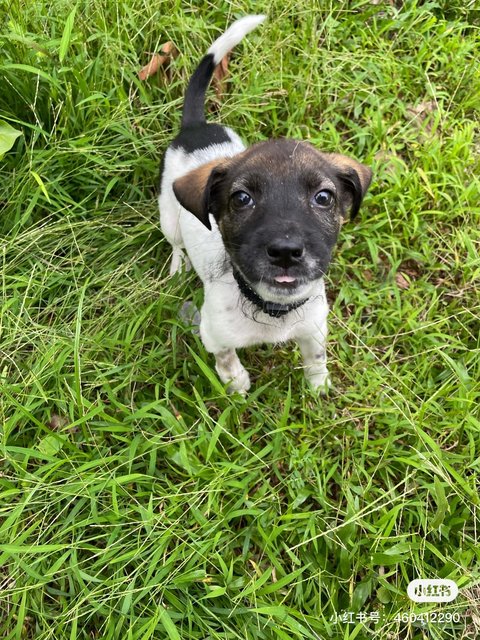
[226,368,251,395]
[307,371,331,395]
[214,350,251,395]
[169,249,191,276]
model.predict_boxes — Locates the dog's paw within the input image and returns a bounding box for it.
[169,249,191,276]
[179,301,201,334]
[308,371,332,395]
[227,368,251,395]
[214,350,251,395]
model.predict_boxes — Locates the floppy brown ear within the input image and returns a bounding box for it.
[326,153,372,219]
[172,159,229,230]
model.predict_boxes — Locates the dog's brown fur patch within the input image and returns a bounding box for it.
[173,158,230,222]
[325,153,372,195]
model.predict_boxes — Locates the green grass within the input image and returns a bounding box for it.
[1,1,479,638]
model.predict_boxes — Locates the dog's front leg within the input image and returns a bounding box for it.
[199,304,251,394]
[297,327,331,393]
[214,349,251,394]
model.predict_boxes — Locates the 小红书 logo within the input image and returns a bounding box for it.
[407,579,458,603]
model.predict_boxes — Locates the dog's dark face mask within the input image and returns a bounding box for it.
[173,139,372,303]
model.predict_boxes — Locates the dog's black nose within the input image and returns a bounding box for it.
[266,239,305,267]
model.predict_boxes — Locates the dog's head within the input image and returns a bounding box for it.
[173,139,372,304]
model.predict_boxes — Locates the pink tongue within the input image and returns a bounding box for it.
[274,275,296,283]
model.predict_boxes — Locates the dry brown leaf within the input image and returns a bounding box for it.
[213,54,230,98]
[373,150,407,177]
[138,41,177,81]
[400,259,422,280]
[364,269,374,282]
[406,100,437,118]
[406,100,438,134]
[49,414,68,429]
[395,272,410,290]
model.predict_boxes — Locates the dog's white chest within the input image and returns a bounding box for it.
[199,276,329,350]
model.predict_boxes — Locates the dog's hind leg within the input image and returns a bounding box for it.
[169,247,190,276]
[158,188,191,275]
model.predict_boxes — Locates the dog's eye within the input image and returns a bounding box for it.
[313,190,334,208]
[231,191,254,209]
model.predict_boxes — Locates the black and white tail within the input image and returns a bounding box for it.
[181,15,266,128]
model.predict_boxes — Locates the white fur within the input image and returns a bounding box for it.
[207,15,266,65]
[158,129,244,276]
[159,17,331,394]
[159,137,331,393]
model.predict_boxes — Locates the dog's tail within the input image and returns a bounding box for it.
[181,15,266,128]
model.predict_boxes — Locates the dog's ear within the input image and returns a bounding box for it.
[326,153,372,220]
[172,159,229,230]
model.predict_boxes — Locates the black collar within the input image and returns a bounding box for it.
[232,269,309,318]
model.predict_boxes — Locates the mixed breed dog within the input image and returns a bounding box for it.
[158,15,372,394]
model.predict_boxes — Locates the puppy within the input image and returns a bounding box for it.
[159,15,372,394]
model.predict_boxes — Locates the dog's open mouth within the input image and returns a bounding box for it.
[233,260,319,305]
[262,274,310,302]
[269,269,305,291]
[260,266,311,293]
[274,274,297,285]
